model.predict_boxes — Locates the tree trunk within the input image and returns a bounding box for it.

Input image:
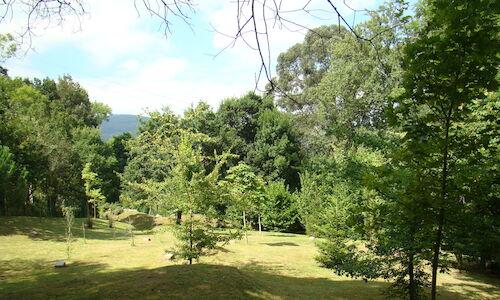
[176,210,182,225]
[431,118,451,300]
[258,215,262,234]
[243,211,248,244]
[189,208,193,265]
[82,222,86,243]
[409,252,416,300]
[3,194,7,216]
[455,253,463,269]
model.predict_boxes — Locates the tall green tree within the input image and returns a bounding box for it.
[247,109,302,190]
[396,0,499,298]
[215,92,273,165]
[120,109,178,213]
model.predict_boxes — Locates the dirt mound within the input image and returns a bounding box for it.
[116,210,155,230]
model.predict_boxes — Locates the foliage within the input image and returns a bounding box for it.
[394,0,500,298]
[166,131,236,263]
[261,180,300,232]
[220,163,265,242]
[0,145,28,216]
[120,109,178,214]
[81,163,106,218]
[0,33,17,63]
[247,109,302,190]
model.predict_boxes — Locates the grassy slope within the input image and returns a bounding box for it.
[0,217,499,299]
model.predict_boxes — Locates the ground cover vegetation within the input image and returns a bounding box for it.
[0,0,498,299]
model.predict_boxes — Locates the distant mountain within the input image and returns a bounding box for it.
[100,114,148,141]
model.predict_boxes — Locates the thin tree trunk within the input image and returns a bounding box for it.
[3,194,7,216]
[243,211,248,244]
[431,118,450,300]
[82,222,86,244]
[258,215,262,234]
[176,210,182,225]
[189,208,193,265]
[409,252,416,300]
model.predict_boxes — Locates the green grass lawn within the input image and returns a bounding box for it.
[1,216,499,299]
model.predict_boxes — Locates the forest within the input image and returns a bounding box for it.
[0,0,498,299]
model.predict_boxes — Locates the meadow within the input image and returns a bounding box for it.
[1,216,499,299]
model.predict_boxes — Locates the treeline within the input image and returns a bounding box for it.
[0,75,119,217]
[0,0,498,298]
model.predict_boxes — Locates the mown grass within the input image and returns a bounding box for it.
[0,216,499,299]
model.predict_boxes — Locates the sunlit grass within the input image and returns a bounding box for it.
[0,217,498,299]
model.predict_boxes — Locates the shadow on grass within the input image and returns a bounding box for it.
[0,217,149,242]
[0,260,386,300]
[262,242,299,247]
[438,270,500,299]
[267,233,299,238]
[2,259,496,300]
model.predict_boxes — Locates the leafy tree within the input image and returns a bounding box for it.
[72,126,117,206]
[261,180,300,232]
[81,162,106,219]
[220,163,265,242]
[395,0,499,298]
[247,109,302,190]
[274,1,408,155]
[167,131,234,264]
[0,145,27,216]
[445,90,500,269]
[272,25,348,111]
[215,92,273,165]
[120,109,178,213]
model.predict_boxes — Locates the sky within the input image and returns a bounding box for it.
[0,0,387,115]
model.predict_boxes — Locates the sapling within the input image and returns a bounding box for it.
[81,221,86,244]
[127,216,135,246]
[62,206,76,260]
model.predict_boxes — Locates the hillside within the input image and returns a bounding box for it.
[100,114,148,141]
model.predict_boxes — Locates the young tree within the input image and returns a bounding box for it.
[167,132,233,264]
[220,163,265,242]
[81,163,106,220]
[397,1,499,298]
[61,206,77,260]
[261,180,300,232]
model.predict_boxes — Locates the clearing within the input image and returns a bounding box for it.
[1,216,499,299]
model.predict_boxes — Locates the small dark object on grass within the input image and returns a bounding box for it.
[363,278,368,283]
[54,262,66,268]
[144,238,151,241]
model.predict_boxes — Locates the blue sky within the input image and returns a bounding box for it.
[1,0,389,115]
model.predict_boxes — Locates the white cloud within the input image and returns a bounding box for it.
[201,0,381,86]
[1,0,171,67]
[0,0,382,117]
[80,56,249,115]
